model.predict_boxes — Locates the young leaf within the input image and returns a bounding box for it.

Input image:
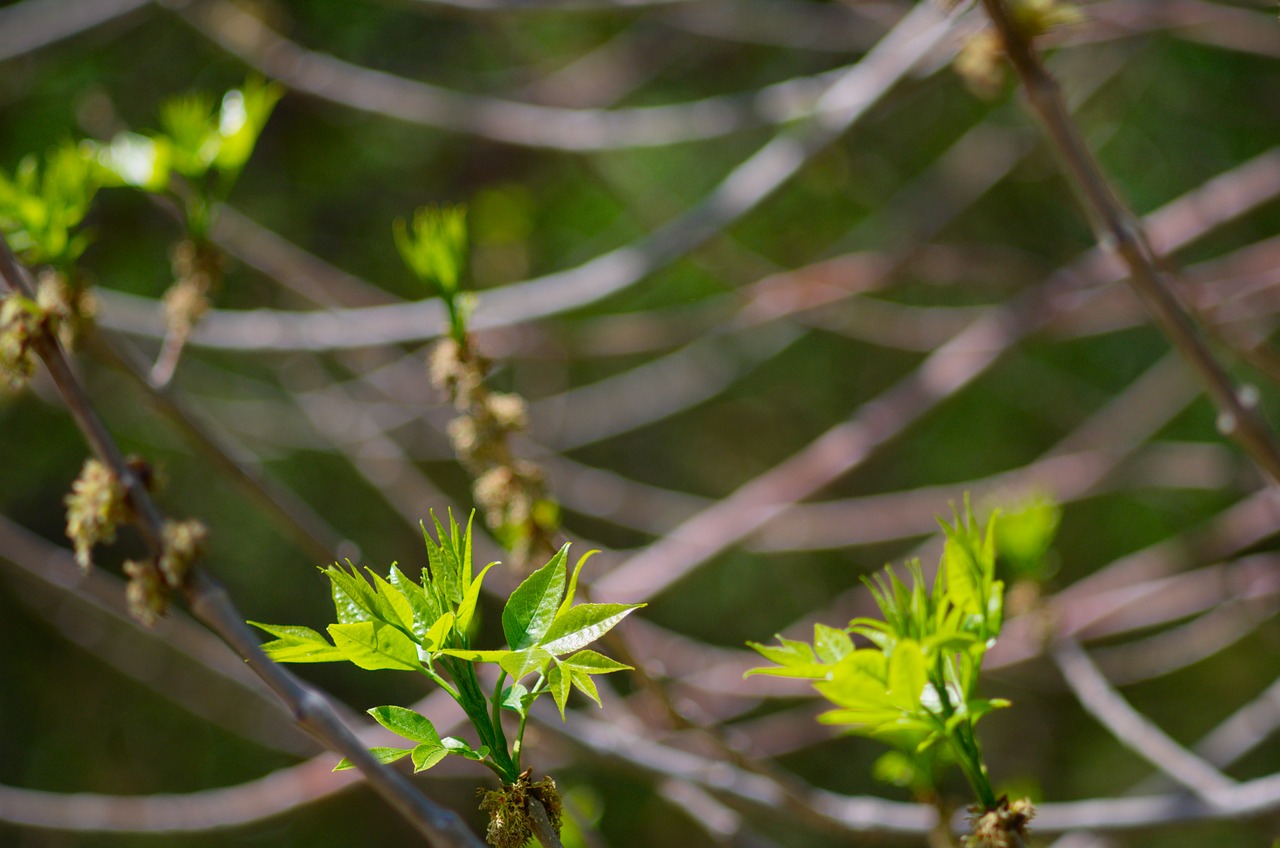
[498,647,553,681]
[455,562,496,636]
[248,622,346,663]
[423,611,456,654]
[368,705,442,746]
[441,737,489,760]
[559,649,630,675]
[538,603,641,657]
[568,669,602,707]
[439,648,511,664]
[367,568,417,634]
[887,639,927,711]
[411,742,448,772]
[813,623,854,664]
[328,621,422,671]
[324,564,378,625]
[391,564,442,641]
[500,683,530,712]
[502,544,569,650]
[547,663,572,718]
[333,746,412,772]
[557,549,599,616]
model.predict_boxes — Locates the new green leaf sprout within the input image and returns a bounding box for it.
[747,500,1042,845]
[251,511,642,786]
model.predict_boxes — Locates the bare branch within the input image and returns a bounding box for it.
[1052,639,1236,800]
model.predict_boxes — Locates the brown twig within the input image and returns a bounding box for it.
[979,0,1280,486]
[0,234,486,848]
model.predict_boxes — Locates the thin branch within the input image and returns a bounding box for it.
[0,235,486,848]
[95,0,958,351]
[1052,639,1237,800]
[981,0,1280,486]
[0,0,149,62]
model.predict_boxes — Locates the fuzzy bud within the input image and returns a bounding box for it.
[966,797,1035,848]
[159,518,208,588]
[0,294,46,389]
[65,458,132,571]
[486,392,528,432]
[123,559,169,626]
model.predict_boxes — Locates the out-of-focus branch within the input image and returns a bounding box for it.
[0,0,148,62]
[1052,639,1237,800]
[981,0,1280,486]
[0,236,485,848]
[89,332,350,565]
[96,0,958,351]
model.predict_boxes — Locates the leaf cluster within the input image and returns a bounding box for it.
[394,205,471,344]
[746,500,1018,809]
[92,78,282,237]
[251,512,642,782]
[0,142,100,267]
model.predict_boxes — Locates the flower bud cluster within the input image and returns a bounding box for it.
[162,239,223,339]
[64,458,132,571]
[0,294,46,389]
[966,797,1035,848]
[35,268,96,350]
[429,336,557,566]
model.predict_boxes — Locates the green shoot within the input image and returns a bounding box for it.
[250,511,642,785]
[747,498,1030,823]
[394,205,471,345]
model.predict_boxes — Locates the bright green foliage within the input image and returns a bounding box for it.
[993,493,1060,580]
[0,142,100,266]
[394,205,471,344]
[746,499,1037,811]
[93,78,282,238]
[251,511,642,782]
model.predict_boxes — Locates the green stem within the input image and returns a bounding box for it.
[512,675,546,763]
[491,670,511,767]
[444,658,517,781]
[420,666,460,700]
[931,659,997,811]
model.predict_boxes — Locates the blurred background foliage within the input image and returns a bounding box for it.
[2,0,1280,846]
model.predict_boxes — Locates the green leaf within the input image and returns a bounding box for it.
[539,603,641,656]
[813,623,854,664]
[367,705,441,745]
[248,622,346,663]
[390,564,442,641]
[456,563,496,636]
[367,568,417,634]
[500,683,530,712]
[558,549,599,616]
[502,544,569,649]
[423,611,456,653]
[742,663,831,680]
[439,648,511,664]
[547,663,571,718]
[498,647,553,681]
[93,132,172,191]
[569,669,602,707]
[324,564,378,624]
[411,742,448,772]
[887,639,927,710]
[943,533,982,617]
[560,649,630,675]
[333,746,412,772]
[213,78,283,175]
[394,205,468,295]
[328,621,422,671]
[746,636,818,669]
[441,737,489,760]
